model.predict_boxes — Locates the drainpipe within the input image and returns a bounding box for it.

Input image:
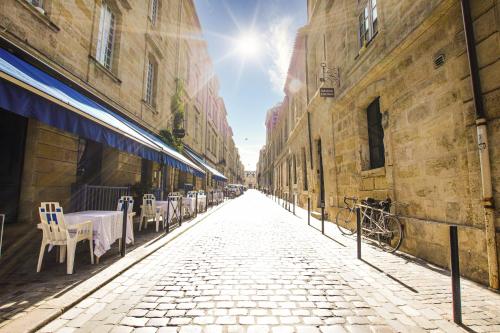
[460,0,498,289]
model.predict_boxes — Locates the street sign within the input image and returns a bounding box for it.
[320,88,335,98]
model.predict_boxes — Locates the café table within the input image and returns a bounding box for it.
[183,196,196,216]
[156,200,180,223]
[65,210,133,260]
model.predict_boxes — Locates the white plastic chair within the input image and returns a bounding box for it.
[117,196,135,245]
[37,202,93,274]
[139,194,162,232]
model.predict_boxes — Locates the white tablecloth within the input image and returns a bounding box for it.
[65,211,133,258]
[183,197,196,215]
[156,200,180,221]
[197,195,207,211]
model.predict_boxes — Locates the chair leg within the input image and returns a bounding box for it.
[155,214,160,232]
[130,216,135,245]
[89,239,94,264]
[59,245,66,263]
[138,214,143,231]
[66,240,76,274]
[37,241,47,273]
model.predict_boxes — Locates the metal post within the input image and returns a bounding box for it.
[321,203,325,235]
[165,196,170,234]
[205,194,208,212]
[120,200,128,257]
[293,194,296,215]
[179,197,183,226]
[195,192,199,217]
[307,197,311,226]
[450,225,462,324]
[356,207,361,260]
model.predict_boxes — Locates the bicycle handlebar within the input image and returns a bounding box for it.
[343,196,358,205]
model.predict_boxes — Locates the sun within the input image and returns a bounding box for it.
[234,32,261,59]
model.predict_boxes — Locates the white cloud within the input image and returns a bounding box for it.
[266,16,294,93]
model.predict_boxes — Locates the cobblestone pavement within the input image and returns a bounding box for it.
[40,190,500,333]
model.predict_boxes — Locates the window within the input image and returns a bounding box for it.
[150,0,159,25]
[366,98,385,169]
[145,60,155,106]
[194,115,200,143]
[302,147,308,190]
[293,154,297,185]
[358,0,378,48]
[26,0,43,7]
[96,3,116,70]
[184,105,188,132]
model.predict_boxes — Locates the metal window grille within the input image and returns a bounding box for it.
[96,3,116,71]
[146,61,155,105]
[150,0,159,25]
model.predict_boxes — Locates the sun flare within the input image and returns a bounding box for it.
[234,32,262,59]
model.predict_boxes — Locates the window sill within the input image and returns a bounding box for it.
[16,0,60,32]
[355,31,379,60]
[142,100,158,114]
[361,166,385,178]
[89,55,122,84]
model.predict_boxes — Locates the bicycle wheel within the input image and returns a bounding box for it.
[377,215,403,253]
[335,208,356,235]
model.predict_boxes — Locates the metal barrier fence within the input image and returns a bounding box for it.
[71,184,130,212]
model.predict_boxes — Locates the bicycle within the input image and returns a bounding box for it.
[336,196,404,253]
[335,196,358,236]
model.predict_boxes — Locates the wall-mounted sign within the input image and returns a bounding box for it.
[320,87,335,98]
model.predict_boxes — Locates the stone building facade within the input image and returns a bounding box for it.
[0,0,241,257]
[259,0,500,288]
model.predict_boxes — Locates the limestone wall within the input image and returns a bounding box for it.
[266,0,500,286]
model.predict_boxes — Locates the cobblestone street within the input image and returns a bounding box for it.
[40,191,500,333]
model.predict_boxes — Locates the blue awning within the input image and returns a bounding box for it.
[185,149,228,182]
[0,47,204,178]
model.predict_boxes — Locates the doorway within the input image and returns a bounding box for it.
[0,111,28,224]
[76,139,103,185]
[316,139,325,209]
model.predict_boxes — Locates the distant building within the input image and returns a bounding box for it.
[244,171,257,189]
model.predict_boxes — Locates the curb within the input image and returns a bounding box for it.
[0,201,230,333]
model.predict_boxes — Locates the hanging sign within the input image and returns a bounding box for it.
[320,87,335,98]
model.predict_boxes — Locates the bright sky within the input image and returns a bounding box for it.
[194,0,307,171]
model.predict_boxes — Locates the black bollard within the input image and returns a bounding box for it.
[450,225,462,324]
[165,196,170,234]
[356,207,361,259]
[321,202,325,235]
[307,197,311,226]
[179,197,183,226]
[120,200,128,257]
[195,192,199,217]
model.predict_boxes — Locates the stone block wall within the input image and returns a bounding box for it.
[19,120,78,223]
[265,0,500,286]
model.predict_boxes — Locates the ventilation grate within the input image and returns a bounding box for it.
[434,53,446,68]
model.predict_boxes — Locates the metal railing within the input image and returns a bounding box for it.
[71,184,130,212]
